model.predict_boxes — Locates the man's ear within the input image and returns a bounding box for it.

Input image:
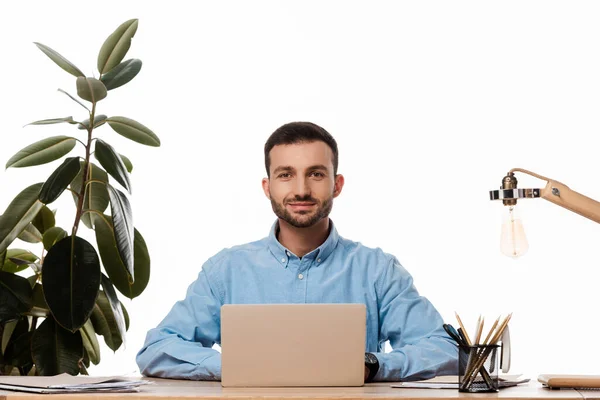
[262,177,271,199]
[333,174,345,198]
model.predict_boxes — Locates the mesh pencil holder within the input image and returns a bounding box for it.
[458,344,500,392]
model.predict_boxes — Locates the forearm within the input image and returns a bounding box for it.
[137,328,222,380]
[137,265,224,380]
[372,335,458,381]
[374,255,460,381]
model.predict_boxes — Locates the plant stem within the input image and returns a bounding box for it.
[40,248,46,267]
[72,101,96,236]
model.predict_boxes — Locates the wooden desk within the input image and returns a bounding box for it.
[0,379,592,400]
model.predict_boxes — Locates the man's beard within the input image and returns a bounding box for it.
[271,194,333,228]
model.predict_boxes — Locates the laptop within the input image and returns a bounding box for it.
[538,374,600,389]
[220,303,366,387]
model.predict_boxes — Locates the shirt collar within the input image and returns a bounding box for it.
[267,219,340,268]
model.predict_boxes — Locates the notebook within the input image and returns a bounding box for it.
[538,374,600,389]
[220,303,366,387]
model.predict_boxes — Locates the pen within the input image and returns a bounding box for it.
[443,324,466,347]
[457,328,469,346]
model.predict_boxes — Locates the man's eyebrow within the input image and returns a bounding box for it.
[307,164,329,171]
[272,166,294,174]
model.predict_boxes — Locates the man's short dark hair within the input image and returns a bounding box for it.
[264,122,339,177]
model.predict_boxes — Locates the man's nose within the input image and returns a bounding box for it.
[293,177,311,197]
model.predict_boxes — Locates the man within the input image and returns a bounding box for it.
[136,121,457,381]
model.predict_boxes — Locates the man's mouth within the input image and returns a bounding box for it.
[287,202,316,211]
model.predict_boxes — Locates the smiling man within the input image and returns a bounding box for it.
[136,122,457,382]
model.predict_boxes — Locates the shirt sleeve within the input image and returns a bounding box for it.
[372,256,458,381]
[136,259,223,380]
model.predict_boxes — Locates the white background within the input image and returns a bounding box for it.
[1,0,599,379]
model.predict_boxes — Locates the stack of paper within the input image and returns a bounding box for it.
[0,373,151,394]
[391,375,529,389]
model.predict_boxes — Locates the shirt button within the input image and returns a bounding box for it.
[317,258,321,263]
[298,273,304,280]
[286,251,291,256]
[281,258,286,263]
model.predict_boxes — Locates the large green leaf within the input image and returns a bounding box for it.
[32,206,55,235]
[107,186,134,278]
[95,139,131,193]
[34,43,84,78]
[39,157,81,204]
[41,236,101,332]
[96,217,150,299]
[76,77,107,103]
[17,223,42,244]
[70,162,109,229]
[0,271,33,323]
[77,115,107,130]
[0,183,44,254]
[2,249,38,274]
[88,293,111,348]
[100,274,126,348]
[106,116,160,147]
[5,136,76,168]
[89,290,127,351]
[95,215,130,282]
[42,227,68,251]
[80,319,100,365]
[31,318,83,376]
[26,116,77,126]
[101,59,142,91]
[90,291,123,351]
[97,19,138,75]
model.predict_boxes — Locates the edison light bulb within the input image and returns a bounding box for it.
[500,205,529,258]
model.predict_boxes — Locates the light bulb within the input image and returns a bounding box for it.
[500,205,529,258]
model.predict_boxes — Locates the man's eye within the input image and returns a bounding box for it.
[278,173,292,178]
[310,172,324,178]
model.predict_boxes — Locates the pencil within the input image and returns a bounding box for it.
[454,312,472,346]
[482,316,500,345]
[489,313,512,345]
[474,316,484,345]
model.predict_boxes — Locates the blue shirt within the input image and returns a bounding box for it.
[136,220,458,381]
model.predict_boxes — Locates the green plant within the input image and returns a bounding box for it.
[0,19,159,376]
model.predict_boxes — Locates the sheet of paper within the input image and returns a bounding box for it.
[0,373,150,394]
[0,384,141,394]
